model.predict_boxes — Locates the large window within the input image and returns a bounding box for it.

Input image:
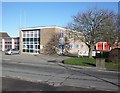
[69,32,72,38]
[22,30,40,53]
[76,44,79,49]
[69,44,72,49]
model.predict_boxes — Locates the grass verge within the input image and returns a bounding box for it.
[63,57,120,70]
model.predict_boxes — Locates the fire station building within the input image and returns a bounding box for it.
[19,26,89,54]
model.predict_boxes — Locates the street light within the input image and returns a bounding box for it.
[59,37,65,55]
[59,30,65,55]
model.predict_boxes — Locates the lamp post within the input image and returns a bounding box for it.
[59,37,65,55]
[59,30,65,55]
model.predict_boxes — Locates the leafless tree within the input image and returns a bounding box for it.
[44,33,70,55]
[64,36,70,54]
[44,33,60,55]
[67,8,118,58]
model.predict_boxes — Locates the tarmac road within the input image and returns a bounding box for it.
[2,77,102,91]
[1,52,120,92]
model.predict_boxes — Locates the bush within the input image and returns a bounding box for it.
[108,48,120,63]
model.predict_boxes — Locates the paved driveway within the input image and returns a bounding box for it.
[2,52,70,64]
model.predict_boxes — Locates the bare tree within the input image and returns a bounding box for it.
[44,33,70,55]
[64,36,70,54]
[68,8,118,58]
[44,33,60,55]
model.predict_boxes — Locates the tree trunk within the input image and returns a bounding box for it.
[88,45,94,58]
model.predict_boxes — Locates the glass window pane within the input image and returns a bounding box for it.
[23,34,26,37]
[30,49,33,52]
[27,34,29,37]
[23,38,25,41]
[27,38,29,41]
[69,44,72,49]
[27,45,29,48]
[23,49,25,52]
[35,45,37,49]
[27,49,29,52]
[34,38,37,41]
[34,34,37,37]
[30,38,33,41]
[30,45,33,48]
[38,45,40,49]
[30,42,33,44]
[76,44,79,48]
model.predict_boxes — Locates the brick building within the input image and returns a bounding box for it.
[19,26,89,54]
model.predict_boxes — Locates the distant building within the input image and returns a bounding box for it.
[0,32,19,51]
[19,26,89,54]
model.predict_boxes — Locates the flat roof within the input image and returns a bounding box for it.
[19,26,83,35]
[20,26,66,31]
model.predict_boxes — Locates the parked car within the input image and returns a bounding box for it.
[5,48,19,55]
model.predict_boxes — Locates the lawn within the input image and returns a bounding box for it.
[63,57,120,70]
[105,62,120,70]
[64,57,96,67]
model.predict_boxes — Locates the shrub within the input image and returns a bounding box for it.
[108,48,120,63]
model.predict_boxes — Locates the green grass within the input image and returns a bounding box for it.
[105,62,120,69]
[64,57,96,67]
[64,57,120,70]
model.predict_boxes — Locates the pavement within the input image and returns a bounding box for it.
[58,63,119,74]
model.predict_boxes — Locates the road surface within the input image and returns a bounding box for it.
[1,52,119,92]
[3,77,104,91]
